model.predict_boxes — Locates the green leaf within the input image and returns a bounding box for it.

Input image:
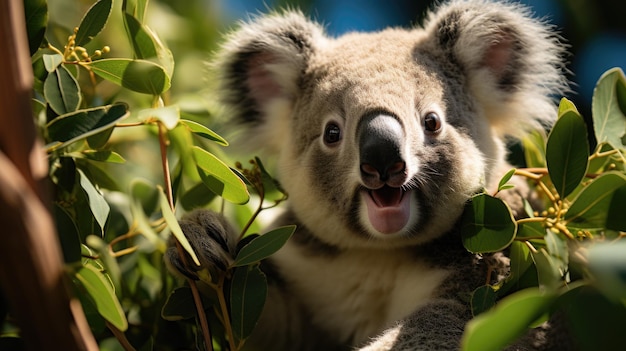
[461,194,517,253]
[471,285,498,317]
[531,248,563,291]
[233,226,295,267]
[75,0,112,46]
[78,169,110,235]
[43,54,63,73]
[88,58,170,95]
[24,0,48,55]
[129,180,166,252]
[138,105,180,130]
[462,288,555,351]
[180,119,228,146]
[522,130,547,169]
[70,150,125,163]
[158,187,201,266]
[75,264,127,331]
[123,0,149,22]
[544,229,568,278]
[557,97,579,115]
[516,221,545,239]
[546,105,589,199]
[497,168,516,192]
[123,13,174,77]
[86,127,115,149]
[193,147,250,204]
[85,236,121,295]
[161,286,197,321]
[54,204,81,263]
[46,103,128,148]
[564,172,626,230]
[44,65,81,115]
[230,265,267,343]
[180,182,217,210]
[255,157,288,201]
[592,68,626,149]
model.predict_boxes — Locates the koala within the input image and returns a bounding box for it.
[167,0,569,350]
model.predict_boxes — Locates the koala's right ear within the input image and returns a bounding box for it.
[214,11,325,151]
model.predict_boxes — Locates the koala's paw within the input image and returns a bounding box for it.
[165,210,236,281]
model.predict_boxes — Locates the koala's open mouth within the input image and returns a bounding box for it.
[362,186,412,235]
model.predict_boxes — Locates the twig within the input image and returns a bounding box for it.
[106,321,136,351]
[157,121,214,351]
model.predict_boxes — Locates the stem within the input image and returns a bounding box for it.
[217,273,238,351]
[157,121,213,351]
[516,217,546,224]
[106,321,136,351]
[239,186,264,241]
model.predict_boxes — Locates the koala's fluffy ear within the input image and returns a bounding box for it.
[214,11,325,151]
[424,0,568,137]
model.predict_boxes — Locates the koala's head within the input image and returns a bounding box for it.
[215,0,567,249]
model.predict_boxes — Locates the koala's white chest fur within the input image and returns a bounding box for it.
[273,241,449,344]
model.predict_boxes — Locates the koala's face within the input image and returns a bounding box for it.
[280,31,489,247]
[217,2,566,248]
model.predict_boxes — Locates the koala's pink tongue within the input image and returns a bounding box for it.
[364,187,411,234]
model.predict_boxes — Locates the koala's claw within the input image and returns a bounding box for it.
[165,210,237,281]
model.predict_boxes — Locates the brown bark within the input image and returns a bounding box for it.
[0,0,97,349]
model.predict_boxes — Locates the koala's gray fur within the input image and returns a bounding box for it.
[167,0,570,350]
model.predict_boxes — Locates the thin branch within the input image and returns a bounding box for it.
[106,321,136,351]
[157,121,213,351]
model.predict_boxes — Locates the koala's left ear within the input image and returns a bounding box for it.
[214,11,325,150]
[424,0,568,137]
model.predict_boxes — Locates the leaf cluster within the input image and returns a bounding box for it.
[7,0,293,350]
[460,68,626,351]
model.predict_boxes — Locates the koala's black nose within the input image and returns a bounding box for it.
[358,114,407,188]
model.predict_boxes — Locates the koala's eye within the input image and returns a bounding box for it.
[324,123,342,145]
[423,112,442,134]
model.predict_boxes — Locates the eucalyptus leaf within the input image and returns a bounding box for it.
[471,285,498,317]
[75,0,112,46]
[123,0,149,22]
[75,264,127,331]
[85,235,121,295]
[54,203,81,263]
[522,130,547,169]
[497,168,516,192]
[233,226,296,267]
[193,146,250,204]
[230,265,267,343]
[129,180,166,252]
[158,188,201,266]
[123,13,174,77]
[43,54,63,73]
[462,288,555,351]
[24,0,48,55]
[546,105,589,199]
[531,248,563,291]
[180,119,228,146]
[161,286,197,321]
[461,194,517,253]
[88,58,170,95]
[592,68,626,149]
[78,169,110,235]
[46,103,128,147]
[565,172,626,230]
[138,105,180,129]
[70,150,125,163]
[44,65,81,115]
